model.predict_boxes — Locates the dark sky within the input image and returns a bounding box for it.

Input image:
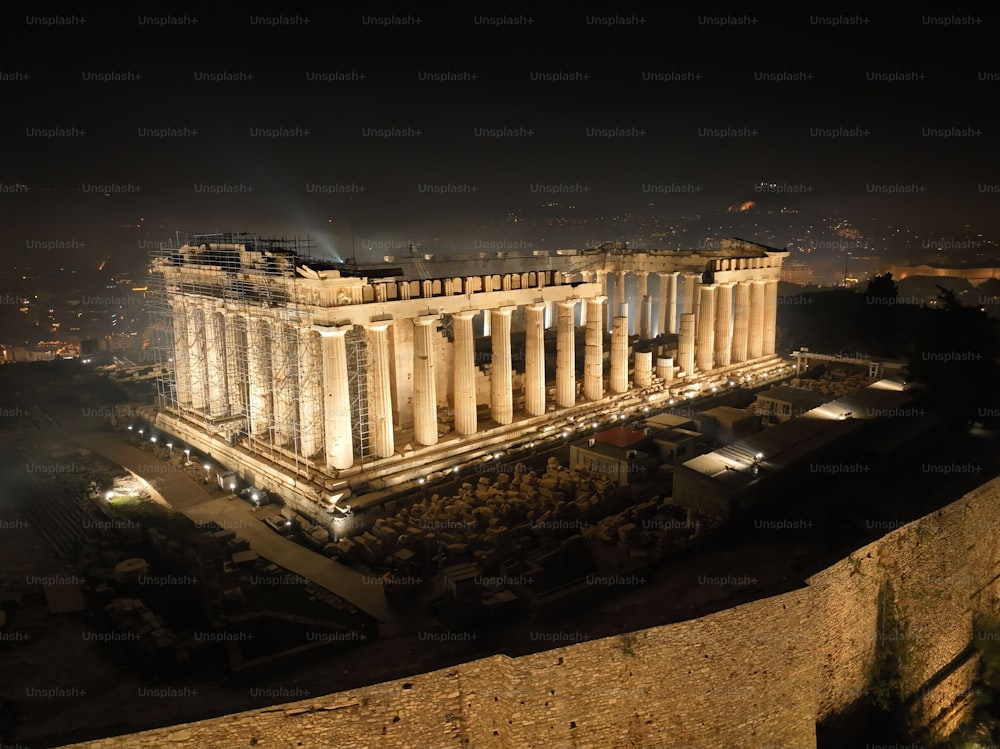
[1,8,997,264]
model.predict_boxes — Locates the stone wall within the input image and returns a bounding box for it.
[59,476,1000,749]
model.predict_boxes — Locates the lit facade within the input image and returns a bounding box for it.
[150,236,786,521]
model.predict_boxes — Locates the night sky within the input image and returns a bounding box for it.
[1,8,997,265]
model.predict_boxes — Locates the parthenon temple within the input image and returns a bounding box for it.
[150,236,786,516]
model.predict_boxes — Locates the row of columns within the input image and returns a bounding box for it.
[171,277,779,471]
[600,269,689,337]
[596,270,777,347]
[688,279,778,374]
[487,298,612,427]
[174,300,332,460]
[590,273,779,374]
[317,298,618,467]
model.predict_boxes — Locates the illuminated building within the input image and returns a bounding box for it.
[149,235,786,527]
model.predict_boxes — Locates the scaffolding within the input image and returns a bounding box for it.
[146,232,330,481]
[345,327,371,465]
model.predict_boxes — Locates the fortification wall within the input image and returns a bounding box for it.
[58,476,1000,749]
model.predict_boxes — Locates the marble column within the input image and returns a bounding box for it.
[524,303,546,417]
[732,280,751,363]
[714,282,734,368]
[223,311,244,417]
[696,284,717,372]
[490,307,514,425]
[246,316,272,436]
[270,321,297,445]
[584,296,605,401]
[748,281,766,359]
[636,271,651,339]
[613,271,627,334]
[170,299,192,407]
[185,303,207,412]
[655,273,667,339]
[203,306,228,417]
[635,351,653,388]
[610,305,629,394]
[657,357,674,382]
[682,273,695,324]
[763,279,779,356]
[690,272,702,327]
[556,300,578,408]
[679,312,696,377]
[365,322,395,458]
[297,328,323,459]
[412,315,440,446]
[661,271,680,334]
[318,325,353,470]
[598,270,611,331]
[656,273,677,335]
[677,312,695,377]
[452,310,479,436]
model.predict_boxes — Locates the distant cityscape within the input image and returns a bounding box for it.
[4,192,998,364]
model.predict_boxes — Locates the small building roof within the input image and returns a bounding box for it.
[699,406,757,425]
[645,413,696,430]
[753,386,828,411]
[653,428,702,445]
[574,440,650,461]
[593,426,647,448]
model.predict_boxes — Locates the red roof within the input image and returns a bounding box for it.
[593,426,647,448]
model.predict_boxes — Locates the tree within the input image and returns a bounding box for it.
[907,286,1000,426]
[864,272,898,303]
[860,273,902,357]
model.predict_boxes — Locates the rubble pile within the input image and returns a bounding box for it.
[582,498,713,563]
[334,458,633,569]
